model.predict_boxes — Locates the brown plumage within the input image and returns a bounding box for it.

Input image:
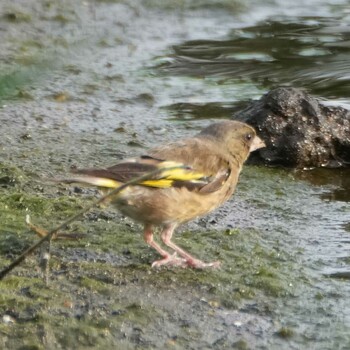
[61,120,265,268]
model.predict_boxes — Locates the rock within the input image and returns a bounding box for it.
[233,87,350,168]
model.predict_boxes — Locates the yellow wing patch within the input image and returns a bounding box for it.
[109,161,206,189]
[141,179,173,188]
[155,161,205,183]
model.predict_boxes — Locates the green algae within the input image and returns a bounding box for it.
[0,210,298,348]
[79,276,114,295]
[0,64,41,101]
[0,163,26,186]
[276,327,295,339]
[233,339,250,350]
[3,10,32,23]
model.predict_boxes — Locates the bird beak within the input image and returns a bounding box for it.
[249,135,266,152]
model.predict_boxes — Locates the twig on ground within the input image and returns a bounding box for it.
[0,166,184,280]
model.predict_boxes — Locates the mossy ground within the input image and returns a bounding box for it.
[0,162,300,349]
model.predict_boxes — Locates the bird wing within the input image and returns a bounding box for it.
[68,152,230,194]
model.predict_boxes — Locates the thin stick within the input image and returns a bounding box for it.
[0,166,184,280]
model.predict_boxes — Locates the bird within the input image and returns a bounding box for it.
[59,120,265,268]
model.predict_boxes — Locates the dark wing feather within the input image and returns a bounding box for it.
[171,170,230,193]
[198,170,230,193]
[72,159,162,183]
[106,162,158,182]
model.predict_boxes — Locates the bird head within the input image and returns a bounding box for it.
[198,120,265,163]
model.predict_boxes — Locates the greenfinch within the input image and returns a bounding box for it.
[61,121,265,268]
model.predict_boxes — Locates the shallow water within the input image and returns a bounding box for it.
[0,0,349,349]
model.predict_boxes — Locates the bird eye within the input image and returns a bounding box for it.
[245,133,252,141]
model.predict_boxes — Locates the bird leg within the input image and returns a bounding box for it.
[160,224,221,269]
[143,225,187,268]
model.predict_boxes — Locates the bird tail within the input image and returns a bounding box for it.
[57,176,121,189]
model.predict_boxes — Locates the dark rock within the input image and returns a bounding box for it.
[233,87,350,168]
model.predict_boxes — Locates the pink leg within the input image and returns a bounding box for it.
[143,225,187,268]
[160,224,220,269]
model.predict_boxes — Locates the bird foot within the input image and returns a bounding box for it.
[186,259,221,269]
[151,253,221,269]
[151,254,187,268]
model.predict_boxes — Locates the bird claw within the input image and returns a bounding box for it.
[186,259,221,269]
[151,253,187,268]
